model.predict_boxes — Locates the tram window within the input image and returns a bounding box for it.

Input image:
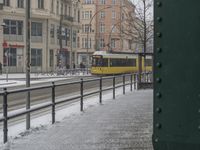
[145,59,152,66]
[127,59,136,66]
[92,57,108,67]
[110,58,136,67]
[102,58,108,67]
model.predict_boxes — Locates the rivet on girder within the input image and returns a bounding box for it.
[156,123,162,129]
[157,32,162,37]
[198,126,200,130]
[157,17,162,22]
[156,78,162,83]
[156,48,162,53]
[156,62,162,68]
[155,138,159,143]
[156,92,162,98]
[198,109,200,113]
[156,2,162,7]
[156,107,162,113]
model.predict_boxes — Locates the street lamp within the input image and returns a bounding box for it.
[86,6,112,74]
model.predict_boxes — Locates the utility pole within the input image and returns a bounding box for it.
[25,0,31,130]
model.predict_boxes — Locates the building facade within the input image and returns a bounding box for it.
[78,0,135,67]
[0,0,81,73]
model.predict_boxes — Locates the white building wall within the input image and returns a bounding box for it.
[0,0,81,73]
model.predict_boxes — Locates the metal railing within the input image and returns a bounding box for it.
[0,73,152,143]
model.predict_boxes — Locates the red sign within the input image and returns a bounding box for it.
[9,44,24,48]
[2,41,24,48]
[2,41,8,48]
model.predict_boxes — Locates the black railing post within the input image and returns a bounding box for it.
[113,76,115,99]
[80,78,83,111]
[130,74,133,91]
[52,82,55,124]
[134,74,136,90]
[3,88,8,143]
[99,77,102,104]
[123,75,125,95]
[145,72,148,82]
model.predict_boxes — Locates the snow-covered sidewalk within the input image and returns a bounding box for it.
[1,89,153,150]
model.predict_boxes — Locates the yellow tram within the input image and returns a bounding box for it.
[91,51,152,75]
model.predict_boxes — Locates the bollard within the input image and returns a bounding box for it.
[134,74,137,90]
[3,88,8,143]
[113,76,115,99]
[123,75,125,94]
[130,74,133,91]
[99,77,102,104]
[80,79,83,111]
[51,82,55,124]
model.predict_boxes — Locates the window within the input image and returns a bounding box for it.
[51,0,54,12]
[74,9,77,21]
[82,38,91,49]
[99,0,105,4]
[3,20,23,35]
[3,48,17,66]
[100,23,105,33]
[69,6,71,16]
[82,11,92,19]
[38,0,44,9]
[78,10,80,22]
[65,4,67,15]
[100,11,105,18]
[110,58,136,67]
[112,11,116,19]
[100,38,104,48]
[77,37,80,48]
[17,0,24,8]
[92,57,108,67]
[111,24,117,33]
[50,24,55,38]
[56,1,59,15]
[111,39,115,48]
[31,49,42,66]
[82,24,91,33]
[3,0,10,6]
[84,0,93,4]
[61,3,63,15]
[73,30,77,48]
[49,49,54,67]
[31,22,42,36]
[112,0,116,4]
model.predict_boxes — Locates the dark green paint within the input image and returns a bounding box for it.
[153,1,200,150]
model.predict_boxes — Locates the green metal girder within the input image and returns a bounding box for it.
[153,1,200,150]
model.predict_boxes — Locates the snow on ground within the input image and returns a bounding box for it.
[0,85,132,147]
[0,73,91,88]
[0,78,68,88]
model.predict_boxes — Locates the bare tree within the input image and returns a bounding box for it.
[118,0,153,85]
[121,0,153,54]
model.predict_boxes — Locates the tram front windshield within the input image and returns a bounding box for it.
[92,56,108,67]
